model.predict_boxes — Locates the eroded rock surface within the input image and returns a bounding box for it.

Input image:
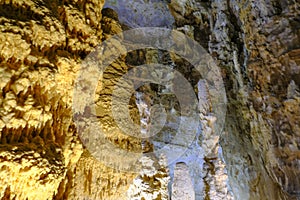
[0,0,299,200]
[171,162,195,200]
[0,0,139,199]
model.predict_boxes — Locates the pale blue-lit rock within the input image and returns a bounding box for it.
[104,0,174,28]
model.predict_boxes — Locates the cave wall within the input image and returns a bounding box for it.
[169,0,299,199]
[0,0,138,199]
[0,0,299,200]
[168,0,299,199]
[208,1,300,199]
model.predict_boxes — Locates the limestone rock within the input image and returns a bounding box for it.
[1,0,300,200]
[171,162,195,200]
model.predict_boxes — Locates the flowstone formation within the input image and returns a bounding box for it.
[168,0,300,199]
[0,0,299,200]
[0,0,137,199]
[0,0,104,198]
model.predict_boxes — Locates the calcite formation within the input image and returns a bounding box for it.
[171,162,195,200]
[0,0,137,199]
[0,0,299,200]
[169,0,300,199]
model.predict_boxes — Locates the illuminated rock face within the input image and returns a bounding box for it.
[104,0,174,28]
[0,0,300,200]
[0,0,104,198]
[0,0,137,199]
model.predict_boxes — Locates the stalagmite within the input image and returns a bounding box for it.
[127,89,169,200]
[1,0,299,199]
[198,80,233,200]
[171,162,195,200]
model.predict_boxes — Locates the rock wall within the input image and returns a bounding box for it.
[0,0,139,199]
[209,1,300,199]
[0,0,299,200]
[168,0,299,199]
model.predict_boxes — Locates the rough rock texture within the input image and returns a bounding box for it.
[198,80,233,200]
[0,0,102,198]
[171,162,195,200]
[0,0,300,200]
[0,0,139,199]
[168,0,300,199]
[104,0,174,28]
[66,150,136,200]
[209,1,300,199]
[127,155,170,200]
